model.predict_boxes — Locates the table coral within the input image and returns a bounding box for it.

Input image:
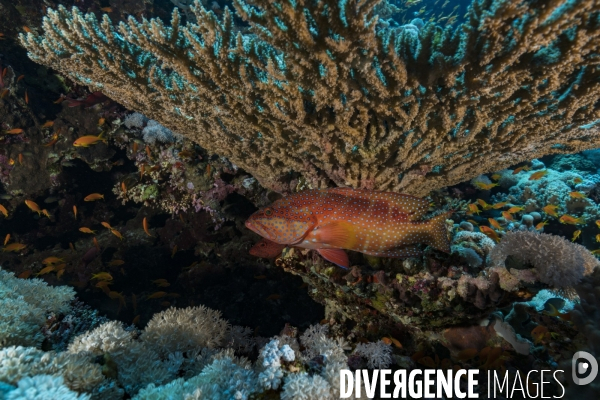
[19,0,600,196]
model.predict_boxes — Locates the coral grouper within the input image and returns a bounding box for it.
[246,188,451,268]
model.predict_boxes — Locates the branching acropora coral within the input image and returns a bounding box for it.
[20,0,600,196]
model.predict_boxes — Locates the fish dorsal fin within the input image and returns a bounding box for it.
[314,221,356,248]
[325,188,429,220]
[317,249,349,269]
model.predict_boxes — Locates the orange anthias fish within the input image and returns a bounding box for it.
[245,188,451,269]
[24,200,41,215]
[506,206,524,214]
[569,191,586,199]
[492,201,508,209]
[572,230,581,242]
[249,238,287,259]
[559,214,586,225]
[479,226,500,242]
[84,193,104,201]
[143,217,153,237]
[0,204,8,217]
[466,204,480,215]
[101,222,112,229]
[488,218,504,231]
[73,205,77,219]
[79,227,96,234]
[501,211,514,221]
[529,170,548,180]
[476,199,493,210]
[73,134,106,147]
[542,204,559,217]
[3,243,27,252]
[474,182,498,191]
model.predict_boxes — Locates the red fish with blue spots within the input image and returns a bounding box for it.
[245,188,451,268]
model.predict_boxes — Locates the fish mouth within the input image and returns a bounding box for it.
[245,219,271,240]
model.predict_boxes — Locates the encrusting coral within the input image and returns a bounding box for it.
[19,0,600,196]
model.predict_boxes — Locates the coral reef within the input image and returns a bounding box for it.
[19,0,600,195]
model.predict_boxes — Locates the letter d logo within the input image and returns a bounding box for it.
[572,351,598,385]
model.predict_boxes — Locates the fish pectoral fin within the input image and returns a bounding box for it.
[362,246,423,259]
[317,249,349,269]
[316,221,355,248]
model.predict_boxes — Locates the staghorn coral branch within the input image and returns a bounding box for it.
[19,0,600,196]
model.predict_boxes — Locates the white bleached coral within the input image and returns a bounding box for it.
[0,268,75,348]
[352,341,393,369]
[280,373,332,400]
[5,375,90,400]
[489,231,599,288]
[140,306,230,356]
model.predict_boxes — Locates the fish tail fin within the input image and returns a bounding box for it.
[99,133,108,144]
[425,211,452,253]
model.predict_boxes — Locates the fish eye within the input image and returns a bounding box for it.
[260,242,266,247]
[264,208,273,216]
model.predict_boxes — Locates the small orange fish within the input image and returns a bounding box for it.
[132,315,140,325]
[69,242,75,252]
[3,234,9,246]
[506,206,524,214]
[16,75,25,83]
[467,204,480,215]
[4,128,24,134]
[24,200,41,214]
[100,7,113,12]
[79,227,96,234]
[93,237,100,250]
[143,217,153,237]
[0,89,8,99]
[147,291,168,300]
[477,199,493,210]
[43,256,64,265]
[41,120,54,129]
[18,270,32,279]
[18,153,23,165]
[596,234,600,243]
[531,325,549,345]
[139,164,145,180]
[501,211,514,221]
[490,174,501,181]
[108,259,125,267]
[573,177,583,184]
[596,220,600,229]
[101,222,112,229]
[23,26,32,33]
[479,226,500,242]
[24,89,28,104]
[43,133,59,147]
[535,221,548,230]
[145,145,152,159]
[542,204,559,217]
[466,219,479,226]
[512,165,530,174]
[73,135,106,147]
[171,245,178,258]
[132,142,138,154]
[152,279,170,287]
[41,209,50,218]
[488,218,504,231]
[121,181,127,193]
[98,117,105,126]
[572,230,581,242]
[529,170,548,180]
[569,191,586,199]
[56,269,65,279]
[91,272,113,281]
[95,281,111,294]
[0,204,8,217]
[73,205,77,219]
[36,266,55,276]
[53,95,65,104]
[84,193,104,201]
[474,182,498,190]
[559,214,586,225]
[160,301,171,307]
[8,158,14,166]
[110,229,123,240]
